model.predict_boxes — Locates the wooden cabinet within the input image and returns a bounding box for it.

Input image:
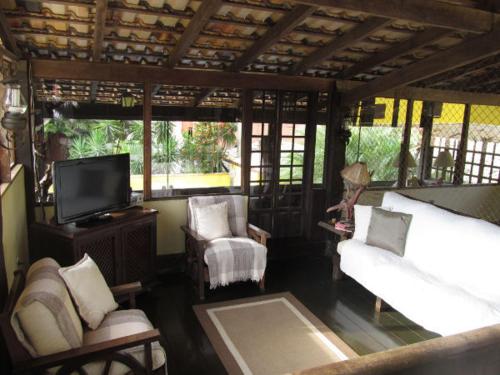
[31,207,158,286]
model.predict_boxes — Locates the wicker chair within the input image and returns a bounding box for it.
[181,195,270,300]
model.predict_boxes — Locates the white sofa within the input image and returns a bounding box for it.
[338,192,500,337]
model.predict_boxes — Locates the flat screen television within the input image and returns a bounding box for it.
[53,154,131,224]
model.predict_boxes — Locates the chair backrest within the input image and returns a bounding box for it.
[187,195,248,237]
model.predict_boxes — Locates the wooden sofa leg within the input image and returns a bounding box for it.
[374,297,390,315]
[259,274,265,292]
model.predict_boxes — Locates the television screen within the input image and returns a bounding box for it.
[53,154,131,224]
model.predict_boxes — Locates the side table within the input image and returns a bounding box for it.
[318,220,353,281]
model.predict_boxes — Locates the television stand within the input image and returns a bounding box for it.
[31,206,158,286]
[75,212,114,227]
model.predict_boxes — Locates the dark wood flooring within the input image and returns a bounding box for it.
[137,253,439,375]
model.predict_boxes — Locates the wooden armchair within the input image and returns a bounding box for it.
[182,195,270,300]
[0,268,167,375]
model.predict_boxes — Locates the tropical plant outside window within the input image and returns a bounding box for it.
[151,121,241,196]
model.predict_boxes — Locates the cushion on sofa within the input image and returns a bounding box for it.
[82,309,166,375]
[188,195,248,237]
[11,258,83,357]
[59,254,118,330]
[382,192,500,304]
[366,208,413,256]
[352,205,373,242]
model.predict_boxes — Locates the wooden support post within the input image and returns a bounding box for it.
[324,85,346,214]
[0,131,11,183]
[453,104,471,185]
[374,296,390,316]
[391,98,400,128]
[418,101,435,182]
[143,81,152,200]
[240,89,253,195]
[398,99,414,187]
[303,92,319,239]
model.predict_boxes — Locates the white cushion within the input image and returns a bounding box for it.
[382,192,500,304]
[352,205,373,242]
[339,239,500,336]
[192,201,233,241]
[59,254,118,330]
[11,258,83,357]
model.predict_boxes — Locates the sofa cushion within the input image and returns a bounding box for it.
[82,309,166,375]
[192,201,233,240]
[188,195,248,237]
[11,258,83,357]
[59,254,118,330]
[339,239,500,336]
[352,205,373,242]
[382,192,500,304]
[366,208,412,256]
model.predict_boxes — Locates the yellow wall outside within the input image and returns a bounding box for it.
[1,166,29,288]
[130,173,231,191]
[374,98,500,126]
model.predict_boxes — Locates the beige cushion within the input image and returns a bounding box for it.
[82,309,167,375]
[59,254,118,330]
[11,258,83,357]
[192,201,233,241]
[366,207,413,256]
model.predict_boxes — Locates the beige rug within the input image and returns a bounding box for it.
[194,292,358,375]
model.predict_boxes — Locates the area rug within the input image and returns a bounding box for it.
[194,292,358,375]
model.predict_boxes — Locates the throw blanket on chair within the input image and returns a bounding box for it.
[204,237,267,289]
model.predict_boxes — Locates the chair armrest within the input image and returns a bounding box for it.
[110,281,142,308]
[181,225,208,245]
[248,224,271,246]
[14,329,162,374]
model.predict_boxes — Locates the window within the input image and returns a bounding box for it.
[313,124,326,184]
[463,105,500,184]
[151,121,242,197]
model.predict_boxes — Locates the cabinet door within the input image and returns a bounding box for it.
[76,231,121,286]
[121,219,155,283]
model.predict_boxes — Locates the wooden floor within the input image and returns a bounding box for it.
[137,252,439,375]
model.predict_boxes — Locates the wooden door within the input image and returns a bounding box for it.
[248,91,312,238]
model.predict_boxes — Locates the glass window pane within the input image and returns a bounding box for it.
[313,124,326,184]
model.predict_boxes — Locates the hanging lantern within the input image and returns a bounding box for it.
[122,93,136,107]
[2,81,28,131]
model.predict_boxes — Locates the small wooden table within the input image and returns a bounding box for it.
[318,220,353,281]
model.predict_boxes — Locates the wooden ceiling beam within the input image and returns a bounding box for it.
[230,5,315,72]
[0,8,20,57]
[293,0,499,33]
[167,0,222,68]
[288,17,391,75]
[193,4,315,107]
[31,59,334,91]
[92,0,107,61]
[336,28,453,79]
[343,26,500,103]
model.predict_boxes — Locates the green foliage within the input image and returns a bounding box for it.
[179,122,237,174]
[152,121,178,173]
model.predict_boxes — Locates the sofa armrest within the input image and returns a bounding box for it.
[181,225,207,245]
[110,281,142,308]
[248,224,271,246]
[14,329,162,374]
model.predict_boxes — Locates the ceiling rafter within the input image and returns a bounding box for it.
[343,26,500,103]
[288,17,391,75]
[193,4,316,106]
[293,0,499,33]
[0,8,20,56]
[167,0,223,68]
[335,28,454,79]
[93,0,107,61]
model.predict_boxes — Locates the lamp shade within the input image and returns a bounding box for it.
[341,162,371,186]
[121,94,136,107]
[434,150,454,168]
[392,151,417,168]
